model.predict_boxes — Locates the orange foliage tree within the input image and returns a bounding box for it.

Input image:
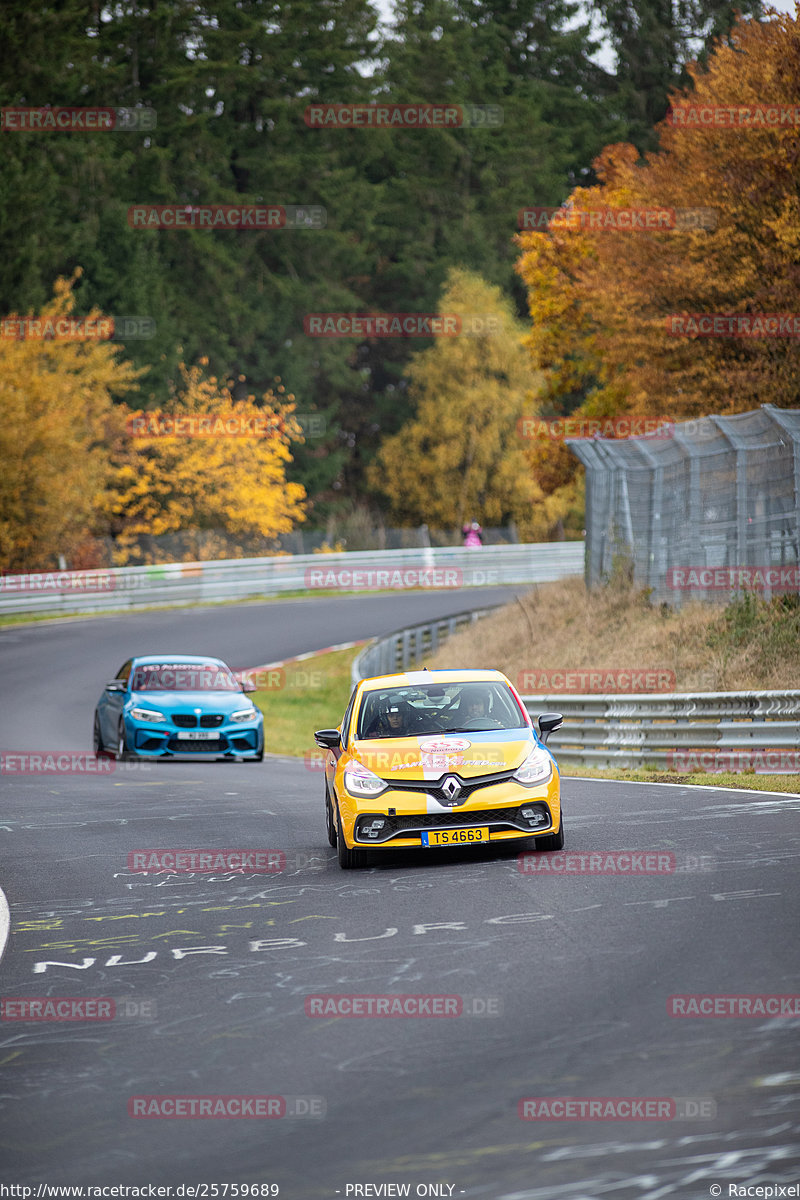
[0,273,142,571]
[515,9,800,527]
[109,364,307,563]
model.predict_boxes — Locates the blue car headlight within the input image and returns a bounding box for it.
[130,707,167,723]
[231,707,259,724]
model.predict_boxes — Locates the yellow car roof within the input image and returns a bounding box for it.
[359,668,511,691]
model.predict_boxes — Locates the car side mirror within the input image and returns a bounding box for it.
[314,728,342,749]
[241,679,256,694]
[105,680,126,693]
[538,712,563,744]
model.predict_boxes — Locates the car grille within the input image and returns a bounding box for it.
[171,714,225,728]
[172,714,197,728]
[388,807,523,833]
[385,768,516,804]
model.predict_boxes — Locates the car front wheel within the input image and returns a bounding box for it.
[336,806,368,869]
[93,712,107,757]
[325,785,337,847]
[535,813,564,852]
[116,719,134,762]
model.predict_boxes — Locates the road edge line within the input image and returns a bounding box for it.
[562,775,799,799]
[0,883,10,969]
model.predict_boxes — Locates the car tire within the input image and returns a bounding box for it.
[336,805,368,869]
[93,712,110,758]
[535,812,564,852]
[325,784,337,848]
[116,719,134,762]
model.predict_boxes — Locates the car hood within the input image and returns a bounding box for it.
[351,731,536,779]
[129,690,255,714]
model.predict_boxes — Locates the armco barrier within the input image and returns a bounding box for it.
[351,613,799,772]
[352,607,503,685]
[0,542,584,616]
[522,691,800,771]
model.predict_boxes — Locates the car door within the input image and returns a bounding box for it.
[100,659,132,743]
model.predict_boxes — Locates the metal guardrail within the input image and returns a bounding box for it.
[521,691,800,771]
[351,607,503,685]
[0,542,584,616]
[352,610,799,772]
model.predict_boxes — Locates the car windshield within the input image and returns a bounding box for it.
[131,663,241,692]
[356,682,527,739]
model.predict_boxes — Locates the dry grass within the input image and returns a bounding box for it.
[425,576,800,692]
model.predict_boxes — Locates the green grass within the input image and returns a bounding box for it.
[252,645,361,758]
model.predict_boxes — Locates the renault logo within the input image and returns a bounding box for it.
[441,776,462,801]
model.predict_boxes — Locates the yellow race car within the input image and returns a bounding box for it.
[315,668,563,869]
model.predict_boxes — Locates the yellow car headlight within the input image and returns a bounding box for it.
[513,746,553,786]
[344,762,388,798]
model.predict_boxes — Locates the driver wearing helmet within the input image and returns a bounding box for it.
[456,686,490,724]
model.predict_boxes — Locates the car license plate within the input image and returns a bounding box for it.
[421,826,489,847]
[176,730,217,740]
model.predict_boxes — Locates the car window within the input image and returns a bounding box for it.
[115,660,133,684]
[356,683,527,739]
[340,687,358,744]
[130,662,240,692]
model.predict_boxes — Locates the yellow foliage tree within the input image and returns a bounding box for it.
[0,273,143,571]
[368,269,546,536]
[515,9,800,524]
[109,364,307,563]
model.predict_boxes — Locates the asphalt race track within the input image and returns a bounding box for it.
[1,591,799,1198]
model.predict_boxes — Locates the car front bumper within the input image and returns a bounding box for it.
[337,775,560,849]
[124,716,263,757]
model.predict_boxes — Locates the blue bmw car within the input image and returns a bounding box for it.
[93,654,264,761]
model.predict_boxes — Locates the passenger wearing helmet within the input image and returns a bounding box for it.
[365,699,411,738]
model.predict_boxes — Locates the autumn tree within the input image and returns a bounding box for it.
[109,364,307,563]
[0,274,142,571]
[515,8,800,529]
[368,270,545,534]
